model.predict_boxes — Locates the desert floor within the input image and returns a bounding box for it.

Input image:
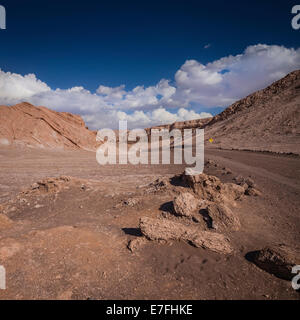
[0,146,299,299]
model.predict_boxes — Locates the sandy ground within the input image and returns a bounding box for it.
[0,146,299,300]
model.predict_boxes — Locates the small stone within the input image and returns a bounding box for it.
[245,187,261,196]
[123,198,139,207]
[224,167,232,174]
[31,183,39,190]
[245,177,255,188]
[127,237,148,252]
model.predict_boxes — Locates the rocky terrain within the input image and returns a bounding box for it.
[144,70,300,155]
[147,70,300,155]
[0,146,299,300]
[0,72,299,300]
[1,71,299,155]
[205,70,300,154]
[0,102,97,150]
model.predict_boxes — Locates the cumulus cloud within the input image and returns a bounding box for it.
[96,79,177,110]
[0,69,50,104]
[123,108,211,126]
[0,44,299,129]
[97,84,126,100]
[174,44,300,106]
[82,108,212,130]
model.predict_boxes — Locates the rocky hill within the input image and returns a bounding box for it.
[208,70,300,126]
[204,70,300,154]
[1,70,299,154]
[0,102,97,150]
[151,70,300,155]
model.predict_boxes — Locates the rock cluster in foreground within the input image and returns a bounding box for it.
[132,171,253,254]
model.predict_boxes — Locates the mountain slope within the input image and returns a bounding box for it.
[0,102,97,150]
[1,71,299,154]
[201,70,300,154]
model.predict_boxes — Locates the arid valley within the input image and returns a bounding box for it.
[0,71,299,300]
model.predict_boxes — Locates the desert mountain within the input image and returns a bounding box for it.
[203,70,300,154]
[1,71,299,153]
[153,70,300,154]
[0,102,97,150]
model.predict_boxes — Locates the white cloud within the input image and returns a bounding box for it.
[0,44,299,129]
[174,44,300,106]
[0,69,50,104]
[96,79,177,110]
[83,107,211,129]
[97,84,126,100]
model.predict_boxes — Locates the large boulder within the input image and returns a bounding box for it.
[173,192,240,232]
[139,217,233,254]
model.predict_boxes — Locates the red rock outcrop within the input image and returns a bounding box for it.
[0,102,97,150]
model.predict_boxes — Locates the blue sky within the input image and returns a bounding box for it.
[0,0,299,128]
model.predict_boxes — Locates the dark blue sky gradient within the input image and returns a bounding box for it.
[0,0,299,91]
